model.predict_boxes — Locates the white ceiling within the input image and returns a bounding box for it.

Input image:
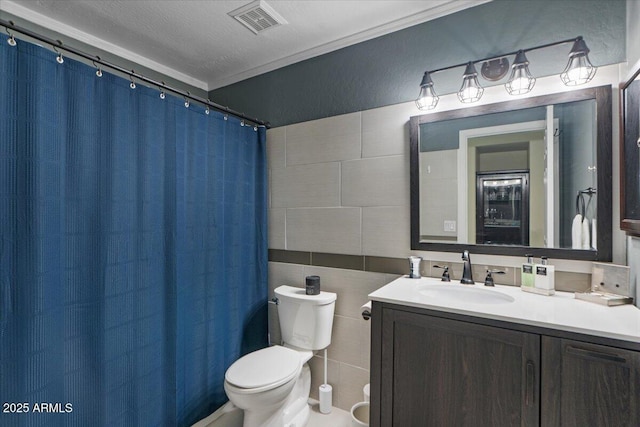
[0,0,487,91]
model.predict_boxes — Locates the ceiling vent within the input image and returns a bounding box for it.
[229,0,287,35]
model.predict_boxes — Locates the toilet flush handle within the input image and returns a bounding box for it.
[268,297,279,305]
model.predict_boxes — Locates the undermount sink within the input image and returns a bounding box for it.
[417,284,515,305]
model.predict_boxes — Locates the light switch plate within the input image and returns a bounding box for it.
[444,220,456,232]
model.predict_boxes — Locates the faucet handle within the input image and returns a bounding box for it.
[484,269,505,287]
[433,265,451,282]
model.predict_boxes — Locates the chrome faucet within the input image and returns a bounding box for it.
[461,250,474,284]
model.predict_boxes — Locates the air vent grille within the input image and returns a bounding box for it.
[229,0,287,34]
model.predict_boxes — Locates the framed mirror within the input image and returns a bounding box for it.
[621,68,640,236]
[410,86,612,261]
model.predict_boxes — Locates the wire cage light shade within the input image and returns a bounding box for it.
[505,50,536,95]
[415,71,439,110]
[457,62,483,103]
[560,37,596,86]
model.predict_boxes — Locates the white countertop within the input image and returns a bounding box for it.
[369,276,640,344]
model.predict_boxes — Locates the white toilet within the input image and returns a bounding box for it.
[224,285,336,427]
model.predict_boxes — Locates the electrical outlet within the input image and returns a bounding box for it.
[444,220,456,232]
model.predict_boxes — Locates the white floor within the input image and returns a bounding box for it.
[192,399,353,427]
[306,400,352,427]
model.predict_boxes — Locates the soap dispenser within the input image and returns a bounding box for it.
[534,256,555,296]
[521,254,535,293]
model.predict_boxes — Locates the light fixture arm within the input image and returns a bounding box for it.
[424,36,585,77]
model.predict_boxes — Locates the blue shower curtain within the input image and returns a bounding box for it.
[0,36,267,426]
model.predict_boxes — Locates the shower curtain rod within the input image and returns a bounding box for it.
[0,18,270,128]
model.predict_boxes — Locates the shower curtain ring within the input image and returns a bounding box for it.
[93,56,102,77]
[6,21,17,46]
[53,40,64,64]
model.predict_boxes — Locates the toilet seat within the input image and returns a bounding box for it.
[225,346,301,393]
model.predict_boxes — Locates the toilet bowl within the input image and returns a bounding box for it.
[224,345,313,427]
[224,285,336,427]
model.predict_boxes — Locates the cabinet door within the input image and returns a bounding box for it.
[542,337,640,426]
[378,308,540,427]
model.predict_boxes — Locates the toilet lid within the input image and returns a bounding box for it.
[225,346,301,389]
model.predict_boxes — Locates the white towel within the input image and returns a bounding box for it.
[591,219,597,250]
[571,214,583,249]
[582,218,590,249]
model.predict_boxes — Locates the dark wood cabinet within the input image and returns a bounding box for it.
[541,337,640,426]
[370,303,640,427]
[375,307,540,427]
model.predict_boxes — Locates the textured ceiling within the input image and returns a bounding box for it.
[0,0,486,90]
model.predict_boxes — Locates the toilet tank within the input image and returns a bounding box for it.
[275,285,336,350]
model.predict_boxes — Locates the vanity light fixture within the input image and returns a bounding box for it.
[458,62,484,103]
[415,71,439,110]
[415,36,597,110]
[560,37,597,86]
[505,50,535,95]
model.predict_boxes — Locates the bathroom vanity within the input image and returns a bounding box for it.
[368,277,640,427]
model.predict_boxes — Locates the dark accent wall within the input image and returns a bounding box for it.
[209,0,626,128]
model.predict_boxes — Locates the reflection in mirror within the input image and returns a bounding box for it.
[410,86,611,261]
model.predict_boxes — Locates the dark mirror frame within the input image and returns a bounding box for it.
[410,85,612,261]
[620,68,640,237]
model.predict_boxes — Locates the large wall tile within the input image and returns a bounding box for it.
[268,208,286,250]
[271,163,340,208]
[268,262,306,292]
[335,363,370,410]
[302,265,388,320]
[327,315,369,369]
[268,262,306,345]
[267,127,286,170]
[362,102,419,158]
[308,355,340,401]
[286,208,361,254]
[362,206,411,258]
[342,155,409,207]
[286,112,361,165]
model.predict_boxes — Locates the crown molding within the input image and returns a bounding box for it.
[207,0,491,90]
[0,0,209,90]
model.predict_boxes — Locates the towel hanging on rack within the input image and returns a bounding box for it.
[571,213,583,249]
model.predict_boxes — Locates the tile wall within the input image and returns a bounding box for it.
[265,65,623,411]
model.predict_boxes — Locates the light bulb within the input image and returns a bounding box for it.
[561,57,596,85]
[459,85,482,102]
[505,51,535,96]
[560,37,596,86]
[457,62,483,103]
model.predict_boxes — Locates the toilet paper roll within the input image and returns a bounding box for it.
[361,301,372,321]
